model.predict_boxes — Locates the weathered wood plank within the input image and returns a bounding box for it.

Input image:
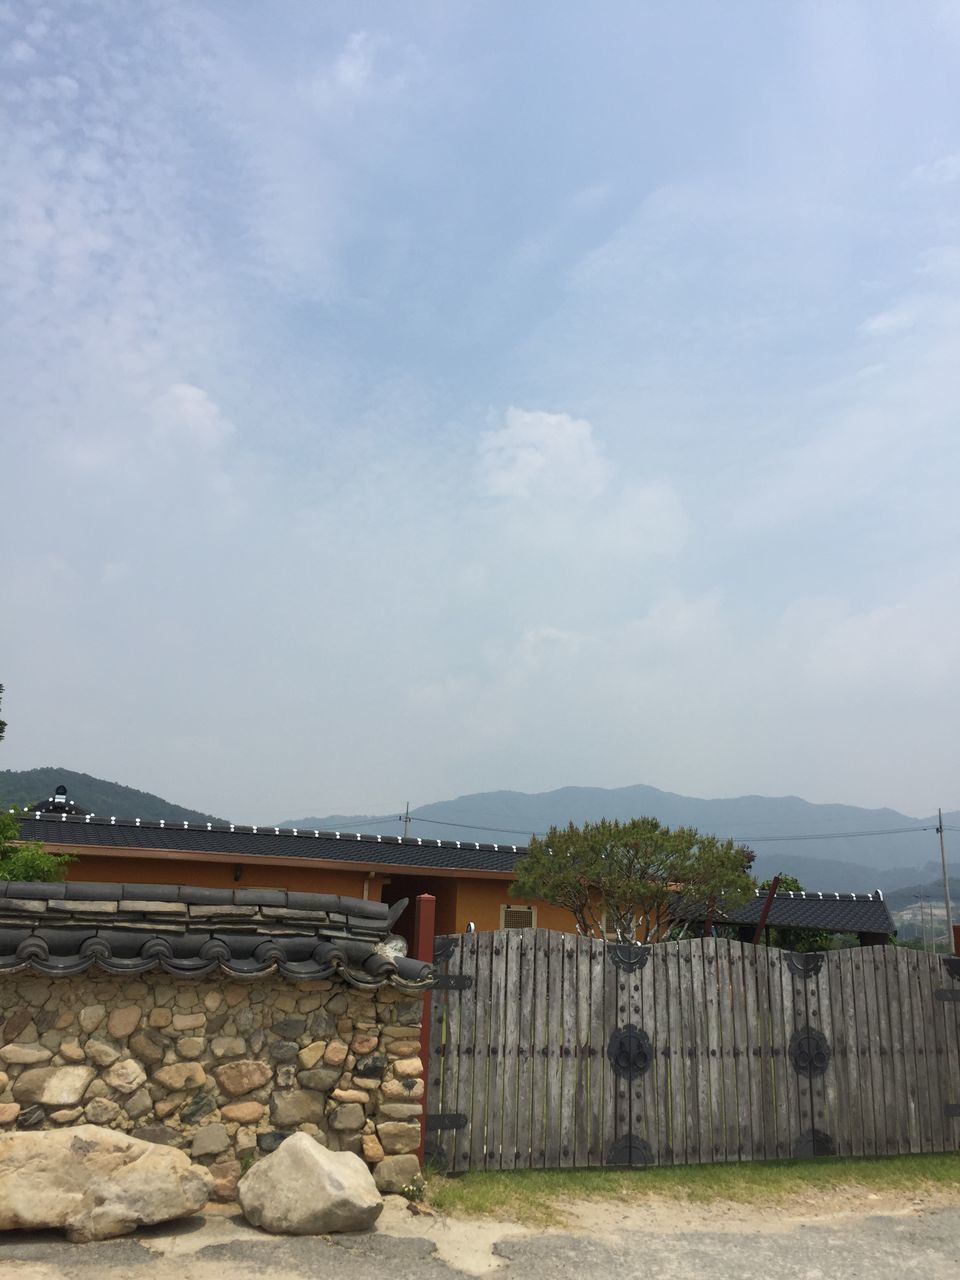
[528,929,552,1167]
[838,947,864,1158]
[892,948,921,1154]
[452,933,478,1171]
[728,940,753,1162]
[652,942,676,1164]
[677,939,702,1165]
[862,945,890,1155]
[703,938,729,1162]
[742,943,772,1161]
[808,953,835,1155]
[778,948,804,1158]
[498,929,523,1170]
[934,954,960,1154]
[689,938,714,1163]
[824,952,850,1159]
[558,934,579,1167]
[482,930,507,1169]
[544,930,565,1168]
[574,936,593,1167]
[762,945,791,1160]
[600,937,620,1166]
[513,929,537,1168]
[904,949,932,1154]
[466,931,492,1169]
[428,936,457,1171]
[587,936,606,1165]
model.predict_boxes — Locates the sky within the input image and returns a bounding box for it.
[2,1,960,824]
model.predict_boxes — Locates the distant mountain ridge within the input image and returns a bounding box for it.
[285,783,960,896]
[0,769,225,826]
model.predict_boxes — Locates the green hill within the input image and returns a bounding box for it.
[0,768,225,825]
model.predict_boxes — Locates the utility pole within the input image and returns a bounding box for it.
[938,808,954,954]
[403,801,411,838]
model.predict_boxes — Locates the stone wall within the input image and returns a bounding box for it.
[0,973,425,1201]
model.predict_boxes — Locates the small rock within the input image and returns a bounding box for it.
[354,1054,386,1079]
[58,1039,85,1063]
[210,1158,241,1202]
[329,1103,365,1132]
[268,1040,299,1062]
[84,1038,122,1068]
[272,1018,306,1039]
[49,1107,84,1124]
[375,1121,421,1154]
[378,1102,423,1120]
[0,1104,20,1125]
[85,1098,121,1124]
[129,1030,165,1065]
[332,1089,369,1104]
[203,992,223,1013]
[238,1132,382,1235]
[191,1124,230,1158]
[177,1037,205,1059]
[392,1057,423,1079]
[220,1101,264,1124]
[124,1088,153,1120]
[362,1133,385,1162]
[107,1006,142,1039]
[153,1063,207,1091]
[373,1154,422,1195]
[381,1077,424,1100]
[297,1041,327,1069]
[148,1008,173,1028]
[214,1060,272,1097]
[104,1059,148,1096]
[271,1089,328,1127]
[0,1044,52,1066]
[210,1037,245,1059]
[386,1040,423,1058]
[324,1040,349,1067]
[78,1005,106,1033]
[298,1066,340,1092]
[180,1094,218,1124]
[172,1013,205,1032]
[132,1124,183,1147]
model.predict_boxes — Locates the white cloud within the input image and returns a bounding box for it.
[910,152,960,185]
[478,407,609,501]
[151,383,234,451]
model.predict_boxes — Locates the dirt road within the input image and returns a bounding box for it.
[2,1191,959,1279]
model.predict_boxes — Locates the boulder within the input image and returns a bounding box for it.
[239,1132,382,1235]
[0,1125,212,1242]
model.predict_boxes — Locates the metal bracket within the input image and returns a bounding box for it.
[425,1113,468,1132]
[796,1129,834,1158]
[789,1026,831,1076]
[943,957,960,980]
[944,1104,960,1119]
[609,943,650,971]
[607,1024,653,1078]
[433,973,473,991]
[935,990,960,1003]
[786,951,825,977]
[433,937,458,964]
[607,1134,654,1166]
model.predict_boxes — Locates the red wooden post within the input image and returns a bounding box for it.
[413,894,436,1166]
[751,877,780,945]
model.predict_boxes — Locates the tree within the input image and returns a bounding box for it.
[0,808,74,882]
[511,816,754,942]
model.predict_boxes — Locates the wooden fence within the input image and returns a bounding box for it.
[424,930,960,1171]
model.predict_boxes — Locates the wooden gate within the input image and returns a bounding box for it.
[424,931,960,1171]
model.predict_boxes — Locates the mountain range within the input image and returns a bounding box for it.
[285,783,960,896]
[3,768,957,898]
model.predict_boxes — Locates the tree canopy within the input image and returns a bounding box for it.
[511,816,755,942]
[0,808,74,882]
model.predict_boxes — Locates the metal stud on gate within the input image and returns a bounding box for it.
[609,942,650,972]
[607,1134,654,1166]
[786,952,825,977]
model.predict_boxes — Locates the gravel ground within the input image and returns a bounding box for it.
[1,1196,959,1280]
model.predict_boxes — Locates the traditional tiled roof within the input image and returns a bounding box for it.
[17,812,521,873]
[677,890,895,936]
[0,881,434,989]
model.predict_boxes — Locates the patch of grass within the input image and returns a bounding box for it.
[426,1154,960,1225]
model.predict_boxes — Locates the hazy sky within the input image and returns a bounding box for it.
[3,1,960,824]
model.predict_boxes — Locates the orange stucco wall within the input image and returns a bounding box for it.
[59,850,377,900]
[451,878,581,934]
